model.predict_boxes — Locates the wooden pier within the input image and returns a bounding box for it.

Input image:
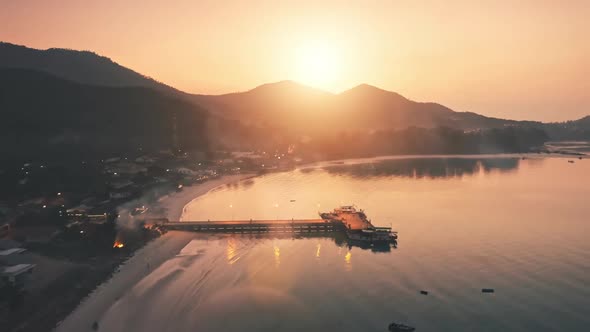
[147,208,397,249]
[152,219,345,234]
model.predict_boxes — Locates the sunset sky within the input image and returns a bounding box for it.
[1,0,588,121]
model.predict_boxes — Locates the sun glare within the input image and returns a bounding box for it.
[294,42,340,89]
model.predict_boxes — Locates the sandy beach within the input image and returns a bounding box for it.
[155,174,255,221]
[54,174,255,332]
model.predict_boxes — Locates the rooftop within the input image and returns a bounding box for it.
[2,263,35,276]
[0,248,26,256]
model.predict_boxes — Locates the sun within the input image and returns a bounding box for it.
[294,41,340,89]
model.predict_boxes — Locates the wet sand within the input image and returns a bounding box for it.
[156,174,256,221]
[54,174,254,332]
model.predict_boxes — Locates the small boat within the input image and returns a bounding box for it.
[290,199,296,202]
[389,322,416,332]
[568,160,575,163]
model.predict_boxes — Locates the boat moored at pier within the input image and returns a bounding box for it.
[320,205,397,244]
[152,206,397,247]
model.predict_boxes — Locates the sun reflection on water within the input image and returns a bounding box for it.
[226,238,239,265]
[274,244,281,267]
[344,251,352,271]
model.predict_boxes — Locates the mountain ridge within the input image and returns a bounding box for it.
[190,80,522,132]
[1,41,588,142]
[0,42,180,95]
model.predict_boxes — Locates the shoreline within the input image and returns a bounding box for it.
[54,173,257,332]
[156,173,257,221]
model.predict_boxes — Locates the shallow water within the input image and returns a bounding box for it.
[101,156,590,332]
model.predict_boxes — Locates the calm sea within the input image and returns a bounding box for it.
[101,156,590,332]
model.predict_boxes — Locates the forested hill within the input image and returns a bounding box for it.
[0,42,179,96]
[0,68,209,161]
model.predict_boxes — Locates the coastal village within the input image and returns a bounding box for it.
[0,148,295,331]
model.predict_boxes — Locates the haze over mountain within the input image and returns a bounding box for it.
[192,81,521,133]
[2,42,587,131]
[1,41,588,160]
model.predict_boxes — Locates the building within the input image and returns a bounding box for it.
[0,247,27,264]
[105,161,147,176]
[1,264,35,287]
[0,241,35,288]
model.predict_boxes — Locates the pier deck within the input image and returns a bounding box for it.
[337,213,372,230]
[155,219,344,233]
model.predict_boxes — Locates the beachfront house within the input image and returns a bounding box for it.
[0,244,35,288]
[1,264,35,287]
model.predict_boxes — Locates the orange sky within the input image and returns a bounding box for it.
[1,0,588,121]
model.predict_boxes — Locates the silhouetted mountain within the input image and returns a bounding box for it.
[192,80,331,130]
[3,42,587,141]
[192,81,526,134]
[2,42,588,159]
[0,69,208,161]
[0,42,179,95]
[334,84,520,130]
[193,81,590,146]
[543,116,590,140]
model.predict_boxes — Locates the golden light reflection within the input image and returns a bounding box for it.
[226,238,239,265]
[274,244,281,267]
[344,251,352,271]
[315,243,321,259]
